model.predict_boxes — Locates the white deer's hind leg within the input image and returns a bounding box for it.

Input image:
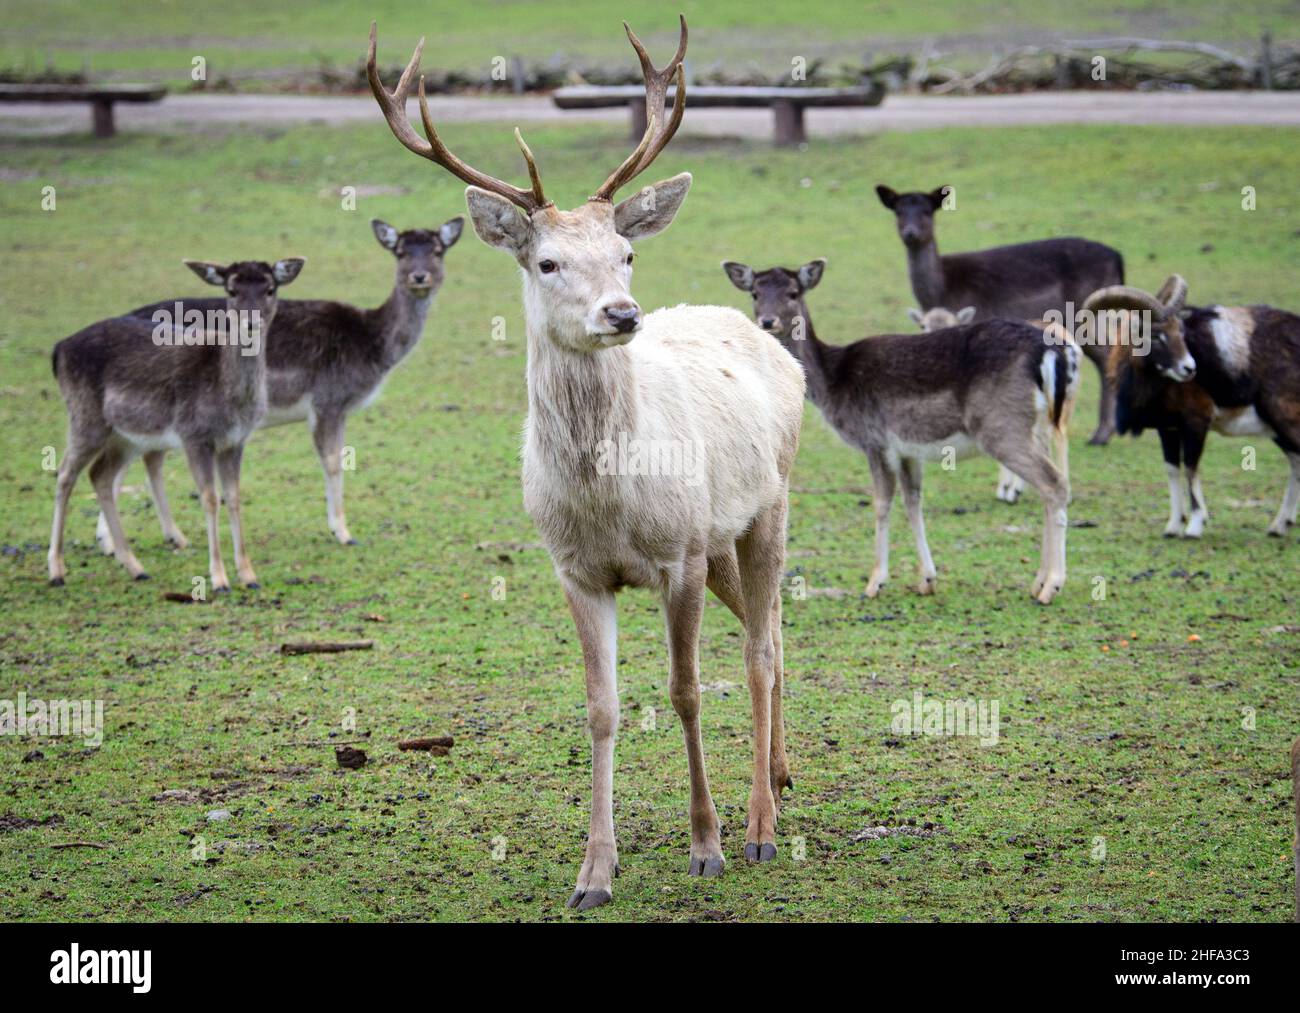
[736,497,787,863]
[562,580,620,910]
[865,450,896,598]
[1267,453,1300,536]
[899,457,937,594]
[144,451,188,549]
[665,550,723,878]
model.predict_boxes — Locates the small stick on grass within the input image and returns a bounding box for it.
[51,841,109,850]
[280,640,374,655]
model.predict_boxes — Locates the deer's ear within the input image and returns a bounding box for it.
[798,258,826,291]
[371,219,400,252]
[721,261,754,292]
[875,185,899,210]
[956,306,976,324]
[438,216,464,250]
[273,258,306,285]
[465,187,530,255]
[614,172,691,242]
[928,187,951,211]
[184,260,228,287]
[907,307,924,326]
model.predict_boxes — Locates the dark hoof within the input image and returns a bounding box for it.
[744,842,760,863]
[759,842,777,862]
[49,577,65,587]
[345,538,359,546]
[214,585,232,594]
[134,572,151,581]
[785,775,794,790]
[688,856,724,877]
[1267,530,1283,539]
[245,581,261,589]
[1087,433,1112,446]
[567,888,611,911]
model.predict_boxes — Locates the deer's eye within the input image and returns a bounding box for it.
[538,259,558,274]
[626,253,634,266]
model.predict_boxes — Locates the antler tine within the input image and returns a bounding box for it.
[368,22,549,213]
[367,22,433,160]
[591,14,689,202]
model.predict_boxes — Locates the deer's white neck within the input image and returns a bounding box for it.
[524,307,639,483]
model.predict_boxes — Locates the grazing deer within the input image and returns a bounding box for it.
[1087,276,1300,538]
[910,305,1076,505]
[368,18,804,909]
[877,184,1124,445]
[723,257,1079,603]
[48,258,304,588]
[106,218,462,550]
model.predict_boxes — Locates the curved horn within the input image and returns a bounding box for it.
[1082,284,1168,318]
[1155,274,1187,314]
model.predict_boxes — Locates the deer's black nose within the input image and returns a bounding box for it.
[605,306,640,333]
[759,316,778,331]
[409,272,433,287]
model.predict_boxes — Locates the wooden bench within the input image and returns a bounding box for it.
[0,83,167,138]
[552,83,884,146]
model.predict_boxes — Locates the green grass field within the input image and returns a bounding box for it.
[3,0,1297,85]
[1,119,1297,921]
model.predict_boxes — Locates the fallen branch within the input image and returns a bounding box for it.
[280,640,374,655]
[283,738,371,747]
[51,841,108,850]
[162,591,207,604]
[398,736,455,754]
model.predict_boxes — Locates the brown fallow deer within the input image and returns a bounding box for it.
[723,258,1079,603]
[370,17,805,909]
[877,185,1124,445]
[1087,276,1300,538]
[48,258,305,589]
[910,305,1077,505]
[103,218,462,550]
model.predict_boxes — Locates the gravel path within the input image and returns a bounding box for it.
[3,90,1299,140]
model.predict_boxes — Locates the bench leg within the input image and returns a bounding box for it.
[773,101,805,146]
[628,97,647,141]
[91,99,115,138]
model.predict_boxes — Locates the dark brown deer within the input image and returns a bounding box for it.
[876,184,1124,445]
[1087,276,1300,538]
[48,258,304,589]
[723,257,1079,603]
[369,17,805,910]
[109,218,461,549]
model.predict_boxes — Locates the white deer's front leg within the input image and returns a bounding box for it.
[562,579,620,911]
